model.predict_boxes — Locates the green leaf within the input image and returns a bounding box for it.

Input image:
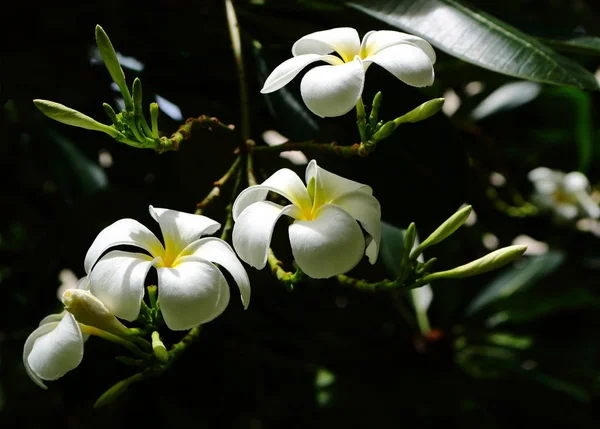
[380,221,406,278]
[466,251,565,316]
[95,25,134,110]
[347,0,599,90]
[539,36,600,57]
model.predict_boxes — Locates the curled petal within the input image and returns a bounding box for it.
[364,44,434,87]
[300,57,365,118]
[39,312,66,326]
[332,192,382,264]
[289,204,364,278]
[84,218,163,274]
[149,206,221,261]
[261,54,342,94]
[157,258,230,330]
[305,160,372,209]
[89,250,155,321]
[233,169,312,220]
[233,201,302,269]
[292,27,360,63]
[181,237,251,309]
[361,30,436,64]
[24,314,83,388]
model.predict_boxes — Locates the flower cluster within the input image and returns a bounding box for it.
[528,167,600,221]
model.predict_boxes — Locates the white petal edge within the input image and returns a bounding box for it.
[149,206,221,262]
[305,160,372,210]
[563,172,589,193]
[289,204,364,279]
[232,169,312,220]
[84,218,164,274]
[261,54,342,94]
[361,30,436,64]
[331,191,382,264]
[181,237,251,309]
[233,201,301,269]
[89,250,155,321]
[364,44,434,88]
[25,314,83,386]
[574,191,600,219]
[157,258,230,330]
[292,27,360,63]
[300,57,365,118]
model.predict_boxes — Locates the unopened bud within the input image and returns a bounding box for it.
[411,205,472,259]
[394,98,445,126]
[371,121,397,142]
[62,289,130,336]
[34,100,121,138]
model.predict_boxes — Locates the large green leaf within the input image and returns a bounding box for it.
[539,36,600,57]
[347,0,599,90]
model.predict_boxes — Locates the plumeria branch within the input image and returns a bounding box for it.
[195,156,242,215]
[266,249,304,291]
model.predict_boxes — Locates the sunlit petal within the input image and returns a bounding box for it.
[181,237,251,309]
[25,314,83,386]
[89,250,155,321]
[292,27,361,63]
[305,160,372,209]
[157,258,230,330]
[233,201,302,269]
[289,204,364,278]
[300,57,365,118]
[84,218,164,274]
[563,172,589,193]
[361,30,436,63]
[233,169,312,220]
[149,206,221,262]
[364,44,434,87]
[261,54,342,94]
[332,192,382,264]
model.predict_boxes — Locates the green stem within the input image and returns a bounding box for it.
[247,151,258,186]
[195,156,242,215]
[79,324,153,360]
[266,249,303,290]
[252,141,372,158]
[221,166,244,241]
[157,115,234,152]
[225,0,250,142]
[356,98,369,144]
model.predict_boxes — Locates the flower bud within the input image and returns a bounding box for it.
[95,25,133,110]
[421,245,527,282]
[34,100,121,138]
[371,121,397,142]
[393,98,445,126]
[61,289,130,336]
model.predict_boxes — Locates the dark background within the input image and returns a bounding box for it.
[2,1,600,428]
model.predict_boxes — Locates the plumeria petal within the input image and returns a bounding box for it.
[39,313,66,326]
[25,314,83,387]
[89,250,155,321]
[233,168,312,220]
[574,191,600,219]
[563,172,590,193]
[84,219,164,274]
[300,57,365,118]
[306,160,372,209]
[181,237,251,309]
[149,206,221,264]
[157,258,230,330]
[331,192,382,264]
[261,54,343,94]
[361,30,436,64]
[555,203,579,220]
[292,27,360,63]
[233,201,302,269]
[364,44,434,87]
[289,204,364,278]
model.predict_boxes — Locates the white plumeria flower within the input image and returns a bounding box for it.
[23,276,90,388]
[84,206,251,331]
[260,27,436,118]
[232,159,381,279]
[528,167,600,221]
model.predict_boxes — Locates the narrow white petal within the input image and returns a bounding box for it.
[292,27,361,63]
[289,204,364,278]
[574,191,600,219]
[300,57,365,118]
[305,159,372,209]
[84,219,164,274]
[364,44,434,87]
[89,250,155,321]
[233,201,301,269]
[331,192,382,264]
[181,237,251,309]
[26,314,83,384]
[24,322,58,388]
[563,172,589,192]
[361,30,436,63]
[232,168,312,220]
[149,206,221,262]
[261,54,342,94]
[157,258,230,330]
